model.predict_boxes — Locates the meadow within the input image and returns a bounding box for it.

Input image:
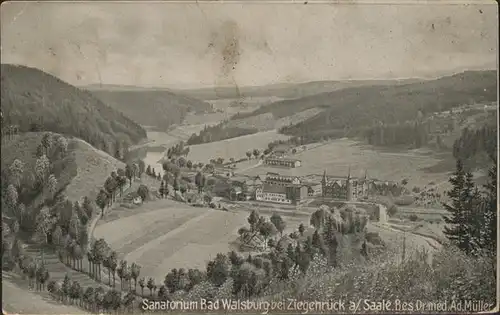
[240,138,453,189]
[93,199,307,281]
[207,96,285,113]
[186,130,290,164]
[64,139,125,202]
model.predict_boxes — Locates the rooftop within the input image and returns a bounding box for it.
[265,156,301,162]
[262,183,287,194]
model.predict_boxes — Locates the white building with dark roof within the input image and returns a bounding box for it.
[255,172,309,204]
[264,156,301,168]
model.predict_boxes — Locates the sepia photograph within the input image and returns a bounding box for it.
[1,0,498,313]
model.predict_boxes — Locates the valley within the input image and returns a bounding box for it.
[1,23,496,314]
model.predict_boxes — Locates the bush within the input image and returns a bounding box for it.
[137,185,149,201]
[276,246,496,305]
[365,232,384,246]
[409,214,419,221]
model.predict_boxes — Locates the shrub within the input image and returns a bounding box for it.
[365,232,384,246]
[270,246,496,306]
[137,185,149,201]
[409,214,418,221]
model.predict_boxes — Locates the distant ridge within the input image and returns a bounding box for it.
[88,85,213,131]
[172,78,423,100]
[269,70,497,138]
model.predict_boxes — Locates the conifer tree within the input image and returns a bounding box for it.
[159,181,165,198]
[477,162,497,254]
[443,159,468,248]
[443,159,484,255]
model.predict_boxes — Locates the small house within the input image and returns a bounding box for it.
[229,186,243,201]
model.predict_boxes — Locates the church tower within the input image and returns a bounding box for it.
[346,166,353,201]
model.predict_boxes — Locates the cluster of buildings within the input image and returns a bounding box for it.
[210,141,398,205]
[254,169,374,205]
[212,168,401,205]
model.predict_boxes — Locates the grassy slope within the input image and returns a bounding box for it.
[236,70,496,135]
[1,64,146,149]
[64,138,125,202]
[89,87,213,131]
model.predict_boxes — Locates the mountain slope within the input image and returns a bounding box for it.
[1,132,124,212]
[88,86,213,131]
[241,70,497,135]
[1,64,147,154]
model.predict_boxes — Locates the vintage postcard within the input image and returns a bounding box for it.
[1,0,498,314]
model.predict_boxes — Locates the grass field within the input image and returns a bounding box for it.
[93,199,307,281]
[187,130,290,163]
[64,139,125,202]
[240,138,453,189]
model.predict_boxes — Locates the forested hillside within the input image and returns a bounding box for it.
[452,117,497,170]
[186,122,258,145]
[278,71,496,141]
[1,64,146,156]
[89,87,213,131]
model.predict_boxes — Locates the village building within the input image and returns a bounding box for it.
[271,144,295,157]
[321,168,370,201]
[306,183,323,196]
[263,157,302,168]
[255,172,309,204]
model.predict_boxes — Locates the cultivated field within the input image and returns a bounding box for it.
[207,96,284,113]
[240,138,453,189]
[187,130,290,163]
[93,199,307,281]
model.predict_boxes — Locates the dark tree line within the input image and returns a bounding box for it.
[166,141,189,159]
[187,123,257,145]
[452,124,497,168]
[363,121,429,148]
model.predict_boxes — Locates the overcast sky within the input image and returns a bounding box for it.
[1,1,497,88]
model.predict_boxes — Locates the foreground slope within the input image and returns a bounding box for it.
[1,64,147,154]
[2,274,82,314]
[88,86,213,131]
